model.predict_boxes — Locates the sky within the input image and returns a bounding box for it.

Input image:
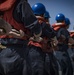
[28,0,74,31]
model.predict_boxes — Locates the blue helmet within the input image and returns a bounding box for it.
[44,11,51,19]
[55,13,65,21]
[65,18,70,25]
[32,3,46,15]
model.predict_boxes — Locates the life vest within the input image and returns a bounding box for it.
[52,22,69,44]
[52,22,66,31]
[0,0,30,40]
[28,37,53,53]
[0,0,17,11]
[36,16,46,24]
[28,16,55,52]
[70,30,74,38]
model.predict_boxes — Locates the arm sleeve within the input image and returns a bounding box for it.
[61,28,70,39]
[57,28,70,43]
[0,0,16,11]
[57,28,70,39]
[42,22,56,38]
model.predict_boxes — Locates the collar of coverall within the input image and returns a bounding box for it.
[33,30,42,38]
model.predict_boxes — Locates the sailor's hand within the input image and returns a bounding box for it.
[0,28,6,35]
[8,29,24,38]
[68,38,74,45]
[51,37,58,46]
